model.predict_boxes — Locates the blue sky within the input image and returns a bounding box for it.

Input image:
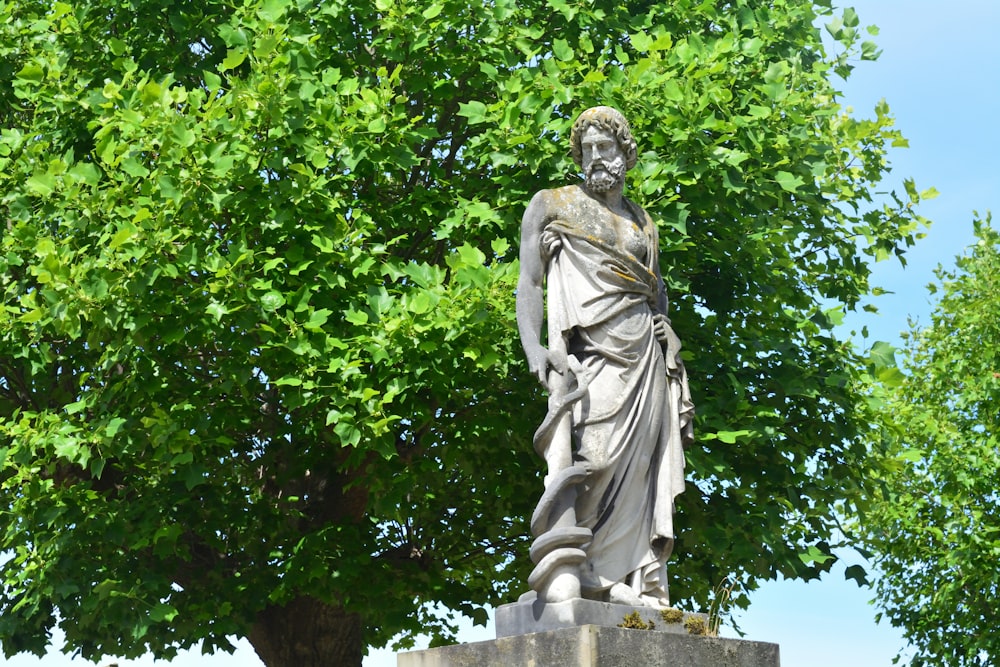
[4,2,998,666]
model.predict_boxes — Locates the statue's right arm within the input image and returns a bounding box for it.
[516,190,551,388]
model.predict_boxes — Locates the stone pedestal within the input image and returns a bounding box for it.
[396,624,780,667]
[495,598,706,638]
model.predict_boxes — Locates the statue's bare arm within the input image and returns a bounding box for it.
[516,190,554,388]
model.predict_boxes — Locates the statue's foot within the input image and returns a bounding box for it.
[607,582,644,606]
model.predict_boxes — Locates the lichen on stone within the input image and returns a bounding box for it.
[684,616,708,636]
[618,611,655,630]
[660,607,684,624]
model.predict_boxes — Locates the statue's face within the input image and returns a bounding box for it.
[580,125,626,194]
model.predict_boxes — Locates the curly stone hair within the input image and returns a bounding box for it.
[569,106,638,171]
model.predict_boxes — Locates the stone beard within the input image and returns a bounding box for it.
[584,152,626,194]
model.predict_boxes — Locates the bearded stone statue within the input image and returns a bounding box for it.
[515,106,695,611]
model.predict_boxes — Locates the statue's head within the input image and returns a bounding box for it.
[569,106,638,172]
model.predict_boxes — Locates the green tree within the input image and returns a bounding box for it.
[0,0,927,665]
[862,215,999,667]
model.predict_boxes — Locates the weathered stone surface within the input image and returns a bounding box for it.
[397,625,780,667]
[495,598,705,638]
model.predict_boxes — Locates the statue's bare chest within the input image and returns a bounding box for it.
[548,193,649,264]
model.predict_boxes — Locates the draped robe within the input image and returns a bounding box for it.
[540,199,694,605]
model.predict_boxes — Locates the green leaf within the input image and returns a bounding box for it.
[257,0,290,22]
[140,80,162,105]
[822,306,844,327]
[456,243,486,267]
[763,61,790,84]
[897,448,924,463]
[108,37,127,56]
[844,564,869,587]
[716,429,751,444]
[305,308,332,331]
[457,100,488,125]
[20,309,44,323]
[149,603,178,623]
[206,301,229,321]
[825,17,844,40]
[407,291,437,315]
[798,545,834,566]
[27,172,57,196]
[260,291,286,312]
[630,31,652,52]
[68,162,101,186]
[774,171,804,193]
[491,238,510,256]
[110,226,134,249]
[105,418,127,437]
[220,48,248,72]
[876,366,905,387]
[553,38,573,62]
[171,122,196,148]
[334,421,361,447]
[661,80,683,102]
[16,63,44,83]
[121,157,150,178]
[53,440,78,461]
[860,40,881,61]
[867,341,897,370]
[203,69,222,91]
[344,309,368,325]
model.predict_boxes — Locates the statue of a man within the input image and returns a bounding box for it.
[516,106,694,609]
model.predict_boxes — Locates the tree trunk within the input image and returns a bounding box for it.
[248,595,363,667]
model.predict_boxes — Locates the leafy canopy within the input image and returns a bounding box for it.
[0,0,928,661]
[862,215,1000,667]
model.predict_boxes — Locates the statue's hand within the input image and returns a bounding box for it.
[652,313,671,343]
[525,345,553,389]
[525,345,571,391]
[653,314,682,360]
[540,227,562,259]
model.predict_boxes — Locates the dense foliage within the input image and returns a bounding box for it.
[863,216,999,667]
[0,0,929,664]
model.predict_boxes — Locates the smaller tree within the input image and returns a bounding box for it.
[862,214,1000,667]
